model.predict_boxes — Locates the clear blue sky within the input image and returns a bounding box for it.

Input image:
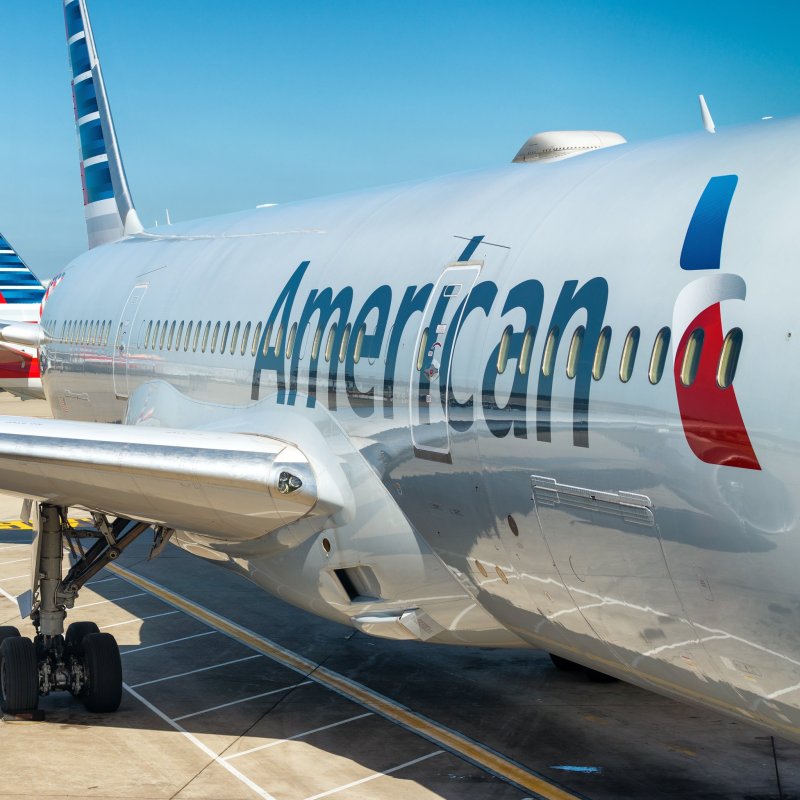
[3,0,799,279]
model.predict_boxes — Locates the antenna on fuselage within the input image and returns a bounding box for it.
[165,209,172,226]
[698,94,716,133]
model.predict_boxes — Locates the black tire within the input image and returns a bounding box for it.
[66,621,100,657]
[82,632,122,713]
[549,653,583,672]
[0,626,20,647]
[0,637,39,714]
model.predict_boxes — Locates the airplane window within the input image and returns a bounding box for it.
[285,323,297,360]
[262,323,274,357]
[273,324,284,358]
[717,328,743,389]
[339,323,351,363]
[230,322,240,355]
[192,321,201,352]
[680,329,704,386]
[211,322,221,353]
[619,327,640,383]
[251,322,262,356]
[150,321,159,350]
[184,321,193,352]
[353,324,366,364]
[176,321,184,352]
[416,327,429,372]
[159,320,169,350]
[593,326,612,380]
[311,326,323,361]
[518,327,535,375]
[220,322,230,354]
[648,327,671,385]
[239,322,250,356]
[541,326,559,377]
[325,323,338,363]
[566,326,585,379]
[496,326,513,374]
[87,321,93,345]
[201,322,210,353]
[167,321,176,351]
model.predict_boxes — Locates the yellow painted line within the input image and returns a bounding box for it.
[107,561,582,800]
[0,518,89,532]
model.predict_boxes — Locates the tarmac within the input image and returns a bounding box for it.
[0,393,798,800]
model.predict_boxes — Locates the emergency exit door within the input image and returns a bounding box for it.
[410,264,481,461]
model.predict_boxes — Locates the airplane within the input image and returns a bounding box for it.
[0,232,47,399]
[0,0,798,749]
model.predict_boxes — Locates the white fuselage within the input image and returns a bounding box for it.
[37,119,800,742]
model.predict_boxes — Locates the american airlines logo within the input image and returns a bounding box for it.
[251,175,758,470]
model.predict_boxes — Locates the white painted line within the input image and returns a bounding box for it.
[302,750,445,800]
[101,610,180,630]
[86,576,119,586]
[74,592,147,609]
[225,712,373,761]
[122,630,217,655]
[0,558,29,566]
[124,683,278,800]
[0,574,27,583]
[130,653,263,688]
[173,680,313,722]
[0,586,17,605]
[109,565,579,800]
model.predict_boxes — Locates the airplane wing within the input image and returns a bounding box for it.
[0,415,352,545]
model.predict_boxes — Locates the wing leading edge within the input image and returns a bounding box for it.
[0,416,352,544]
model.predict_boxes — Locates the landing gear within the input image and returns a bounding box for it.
[6,503,150,715]
[0,636,38,714]
[81,633,122,713]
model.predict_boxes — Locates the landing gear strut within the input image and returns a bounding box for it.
[0,504,150,717]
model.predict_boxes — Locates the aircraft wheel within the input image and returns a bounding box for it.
[0,626,21,647]
[82,632,122,713]
[0,636,39,714]
[66,621,100,657]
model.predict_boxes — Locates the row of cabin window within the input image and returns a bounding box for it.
[58,319,113,347]
[417,324,743,391]
[137,319,369,365]
[55,315,743,392]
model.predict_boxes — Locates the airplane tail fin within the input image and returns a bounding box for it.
[0,232,45,309]
[64,0,143,249]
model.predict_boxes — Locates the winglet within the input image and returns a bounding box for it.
[698,94,716,134]
[64,0,143,249]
